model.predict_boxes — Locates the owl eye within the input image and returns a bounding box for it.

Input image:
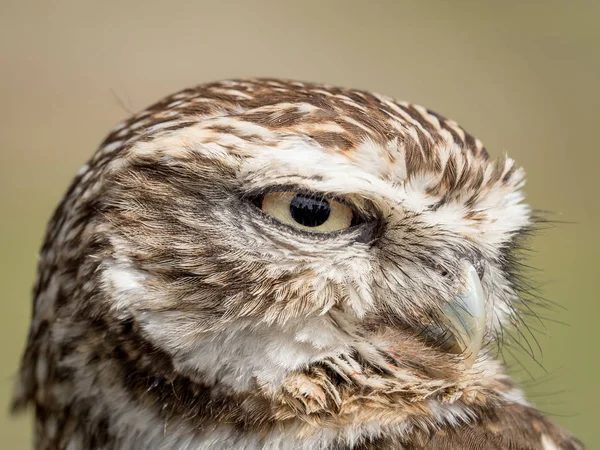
[255,191,359,233]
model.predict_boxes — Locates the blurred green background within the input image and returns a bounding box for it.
[1,0,598,447]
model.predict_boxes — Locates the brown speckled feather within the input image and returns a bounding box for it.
[14,79,583,449]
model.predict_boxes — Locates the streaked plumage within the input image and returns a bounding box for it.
[14,79,583,449]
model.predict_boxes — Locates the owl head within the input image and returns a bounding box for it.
[16,79,554,447]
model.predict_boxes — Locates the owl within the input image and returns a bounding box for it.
[13,79,583,449]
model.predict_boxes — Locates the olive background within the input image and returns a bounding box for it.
[1,1,598,447]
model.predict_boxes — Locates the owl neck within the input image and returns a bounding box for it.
[25,313,534,449]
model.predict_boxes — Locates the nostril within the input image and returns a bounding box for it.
[425,258,451,278]
[433,263,450,278]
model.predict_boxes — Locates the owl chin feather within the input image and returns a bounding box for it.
[13,78,583,449]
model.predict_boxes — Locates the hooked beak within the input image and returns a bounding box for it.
[441,261,487,368]
[422,261,487,368]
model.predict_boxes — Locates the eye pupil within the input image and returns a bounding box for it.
[289,194,331,227]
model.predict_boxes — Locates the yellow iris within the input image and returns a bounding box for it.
[260,192,354,233]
